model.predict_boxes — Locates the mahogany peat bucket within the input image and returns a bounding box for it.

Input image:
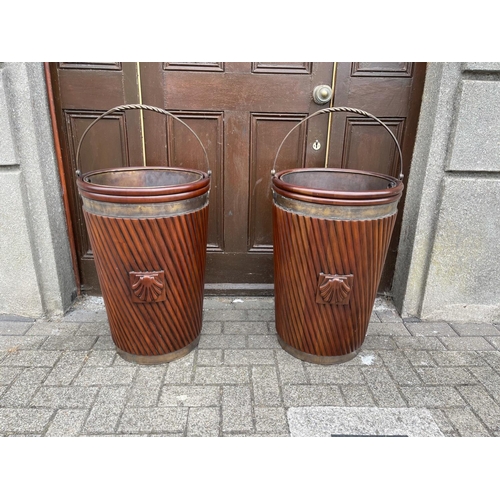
[271,107,404,364]
[75,105,210,364]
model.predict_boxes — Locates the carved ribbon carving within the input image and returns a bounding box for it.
[129,271,166,303]
[316,273,353,305]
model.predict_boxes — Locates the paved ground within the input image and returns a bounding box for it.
[1,295,500,437]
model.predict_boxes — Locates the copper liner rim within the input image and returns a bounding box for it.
[77,166,210,198]
[77,166,210,204]
[78,184,210,204]
[272,168,404,205]
[272,184,402,207]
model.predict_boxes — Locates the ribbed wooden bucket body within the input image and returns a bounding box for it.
[272,168,403,364]
[77,167,210,364]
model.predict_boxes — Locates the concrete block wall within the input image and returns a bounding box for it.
[394,62,500,323]
[0,62,76,318]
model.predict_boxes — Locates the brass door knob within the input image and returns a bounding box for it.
[312,85,333,105]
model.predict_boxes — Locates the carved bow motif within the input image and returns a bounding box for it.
[316,273,353,305]
[129,271,166,303]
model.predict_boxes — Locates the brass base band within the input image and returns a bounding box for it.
[116,336,199,365]
[273,192,398,221]
[277,336,359,365]
[82,193,209,218]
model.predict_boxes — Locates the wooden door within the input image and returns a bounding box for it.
[48,62,144,292]
[48,62,425,295]
[139,62,335,294]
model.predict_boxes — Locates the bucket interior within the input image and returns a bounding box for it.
[280,170,396,192]
[86,168,204,189]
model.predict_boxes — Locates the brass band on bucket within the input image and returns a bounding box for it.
[116,337,200,365]
[81,193,209,218]
[273,192,398,221]
[277,337,359,365]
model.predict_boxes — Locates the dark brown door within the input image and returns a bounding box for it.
[48,62,425,295]
[139,62,335,293]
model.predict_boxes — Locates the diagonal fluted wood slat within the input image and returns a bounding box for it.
[273,204,397,361]
[84,205,209,360]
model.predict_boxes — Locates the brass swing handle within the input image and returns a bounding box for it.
[75,104,211,176]
[271,107,404,181]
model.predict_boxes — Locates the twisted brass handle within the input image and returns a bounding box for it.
[76,104,210,176]
[272,107,404,181]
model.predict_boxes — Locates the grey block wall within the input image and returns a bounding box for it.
[0,62,76,318]
[394,62,500,323]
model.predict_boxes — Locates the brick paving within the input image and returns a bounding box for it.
[1,295,500,437]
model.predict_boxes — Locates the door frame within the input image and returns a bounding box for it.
[44,62,81,294]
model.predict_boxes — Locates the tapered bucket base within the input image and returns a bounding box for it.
[278,337,359,365]
[116,337,199,365]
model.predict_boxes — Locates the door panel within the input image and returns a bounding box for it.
[165,111,224,251]
[341,117,404,177]
[249,113,307,252]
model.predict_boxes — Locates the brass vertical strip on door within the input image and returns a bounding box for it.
[136,62,147,165]
[323,62,338,168]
